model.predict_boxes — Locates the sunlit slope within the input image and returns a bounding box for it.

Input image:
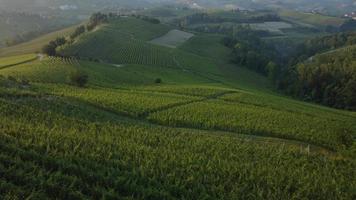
[59,18,175,67]
[0,56,211,86]
[0,16,271,90]
[0,25,79,57]
[0,86,355,199]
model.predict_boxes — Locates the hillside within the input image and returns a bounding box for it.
[0,14,355,199]
[0,24,80,57]
[0,10,78,48]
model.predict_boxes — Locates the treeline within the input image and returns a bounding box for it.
[132,15,161,24]
[279,33,356,110]
[224,28,356,110]
[291,32,356,64]
[42,13,110,56]
[176,12,280,28]
[222,26,279,80]
[288,48,356,110]
[189,23,271,36]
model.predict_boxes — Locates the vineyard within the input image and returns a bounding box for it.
[60,18,177,68]
[0,54,37,69]
[38,84,202,117]
[0,83,356,199]
[0,14,355,200]
[148,99,354,149]
[0,56,79,83]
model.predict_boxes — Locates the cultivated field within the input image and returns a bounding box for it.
[278,9,346,28]
[150,29,194,48]
[248,21,293,34]
[0,54,37,69]
[0,15,355,199]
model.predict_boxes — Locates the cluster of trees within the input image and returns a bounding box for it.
[70,26,86,40]
[132,15,160,24]
[189,23,271,37]
[292,32,356,63]
[42,13,111,56]
[274,32,356,110]
[223,26,279,79]
[42,37,67,56]
[281,46,356,110]
[87,12,109,31]
[69,70,88,87]
[223,25,356,110]
[176,12,280,28]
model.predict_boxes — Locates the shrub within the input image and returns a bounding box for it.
[20,78,30,86]
[70,26,86,40]
[155,78,162,84]
[69,70,88,87]
[42,43,57,56]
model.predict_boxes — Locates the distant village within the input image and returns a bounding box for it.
[343,12,356,20]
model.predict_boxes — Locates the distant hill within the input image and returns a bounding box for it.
[0,24,79,57]
[0,11,77,47]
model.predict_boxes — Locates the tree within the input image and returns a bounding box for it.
[69,70,88,87]
[155,78,162,84]
[70,26,86,40]
[342,77,356,109]
[42,43,56,56]
[54,37,66,46]
[87,13,109,31]
[266,61,279,82]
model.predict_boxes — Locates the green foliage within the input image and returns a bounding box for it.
[1,12,356,199]
[0,88,355,199]
[290,45,356,110]
[148,98,354,150]
[133,15,161,24]
[155,78,162,84]
[38,84,200,117]
[42,42,57,56]
[69,70,88,87]
[87,13,109,31]
[60,17,174,67]
[70,25,86,40]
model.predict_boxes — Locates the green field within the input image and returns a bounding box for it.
[0,15,355,199]
[278,9,346,28]
[150,29,194,48]
[0,54,37,69]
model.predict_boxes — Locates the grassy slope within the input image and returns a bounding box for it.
[0,24,80,57]
[0,16,355,199]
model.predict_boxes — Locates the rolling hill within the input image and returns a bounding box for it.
[0,14,355,199]
[0,24,80,57]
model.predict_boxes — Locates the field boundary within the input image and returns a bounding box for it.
[0,56,38,71]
